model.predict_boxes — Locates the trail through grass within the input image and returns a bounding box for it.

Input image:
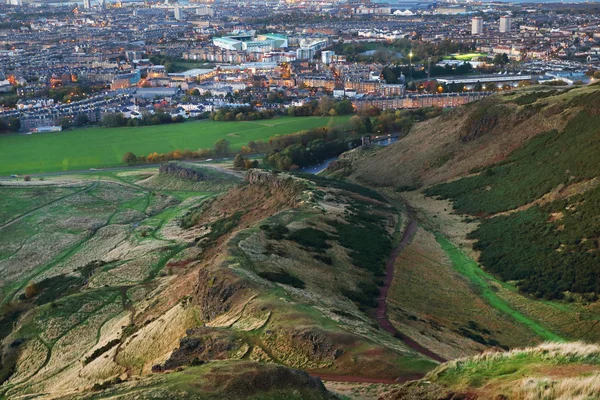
[435,233,564,342]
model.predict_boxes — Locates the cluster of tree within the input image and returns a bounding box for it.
[123,148,212,165]
[233,154,260,170]
[101,112,187,128]
[210,107,276,121]
[492,53,510,66]
[0,117,21,134]
[331,39,474,64]
[265,138,360,171]
[123,137,234,166]
[287,97,354,117]
[58,114,90,129]
[0,93,19,108]
[148,55,188,73]
[370,108,442,135]
[381,62,474,84]
[585,69,600,80]
[48,84,104,103]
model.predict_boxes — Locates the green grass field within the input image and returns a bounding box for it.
[0,116,348,176]
[444,53,487,61]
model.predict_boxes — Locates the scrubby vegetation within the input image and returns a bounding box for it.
[258,270,306,289]
[210,106,276,122]
[509,89,562,105]
[426,111,600,215]
[206,211,244,241]
[288,228,331,251]
[299,173,387,202]
[331,201,392,276]
[423,94,600,299]
[471,185,600,299]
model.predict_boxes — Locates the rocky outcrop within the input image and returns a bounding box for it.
[262,327,344,369]
[159,161,241,183]
[192,268,253,321]
[245,169,306,192]
[159,162,207,182]
[163,327,246,370]
[208,362,334,399]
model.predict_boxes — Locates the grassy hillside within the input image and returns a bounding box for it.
[382,342,600,400]
[0,116,348,176]
[0,163,437,399]
[421,89,600,300]
[324,85,600,358]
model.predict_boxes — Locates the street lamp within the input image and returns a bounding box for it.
[409,51,413,81]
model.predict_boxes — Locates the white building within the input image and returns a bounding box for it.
[196,6,214,16]
[321,50,335,65]
[83,0,91,9]
[296,47,314,60]
[174,6,184,20]
[472,17,483,35]
[500,16,511,33]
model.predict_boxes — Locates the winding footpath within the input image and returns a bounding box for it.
[376,217,447,363]
[314,215,446,385]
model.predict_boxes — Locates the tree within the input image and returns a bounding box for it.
[244,159,259,169]
[493,53,510,66]
[349,115,366,134]
[333,99,354,115]
[23,175,31,182]
[248,140,258,153]
[485,82,498,92]
[75,114,89,127]
[122,152,137,166]
[318,96,335,116]
[58,117,72,129]
[214,139,230,156]
[233,154,246,169]
[101,113,126,127]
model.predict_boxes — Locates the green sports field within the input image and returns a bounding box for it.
[443,53,487,61]
[0,116,349,176]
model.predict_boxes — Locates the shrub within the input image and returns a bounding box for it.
[258,270,305,289]
[24,283,39,299]
[288,228,330,251]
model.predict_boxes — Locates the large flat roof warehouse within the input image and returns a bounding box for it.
[168,69,216,81]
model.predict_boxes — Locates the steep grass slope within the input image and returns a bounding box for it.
[325,85,600,357]
[383,342,600,400]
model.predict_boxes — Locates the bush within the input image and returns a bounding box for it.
[24,283,39,299]
[260,224,289,240]
[288,228,330,251]
[258,270,305,289]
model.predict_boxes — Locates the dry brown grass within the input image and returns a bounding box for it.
[514,373,600,400]
[350,92,577,189]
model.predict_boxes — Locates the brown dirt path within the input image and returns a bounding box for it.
[376,217,447,363]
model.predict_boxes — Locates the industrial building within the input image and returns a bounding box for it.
[213,31,288,54]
